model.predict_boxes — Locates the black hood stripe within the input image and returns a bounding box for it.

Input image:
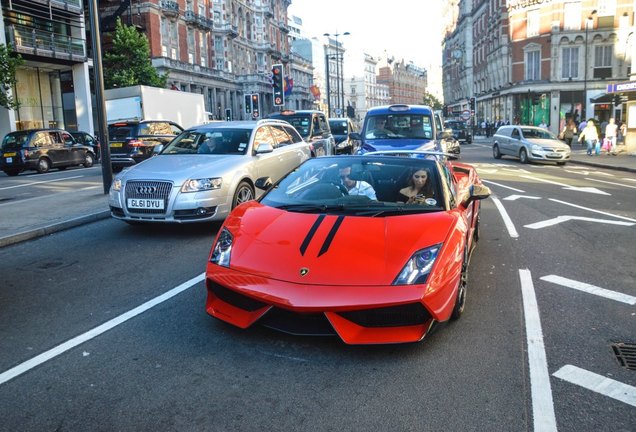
[299,214,326,256]
[318,216,345,257]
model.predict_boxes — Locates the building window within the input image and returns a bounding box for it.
[563,2,581,31]
[525,50,541,80]
[199,33,207,67]
[527,9,540,37]
[561,46,579,78]
[188,28,195,63]
[594,45,613,67]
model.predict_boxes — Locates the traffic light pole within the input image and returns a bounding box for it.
[324,50,331,117]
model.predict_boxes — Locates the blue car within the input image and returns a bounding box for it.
[351,104,459,157]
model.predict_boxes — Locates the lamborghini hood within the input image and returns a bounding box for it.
[221,202,456,286]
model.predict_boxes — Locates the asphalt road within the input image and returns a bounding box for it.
[0,145,634,431]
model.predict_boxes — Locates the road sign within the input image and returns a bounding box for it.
[335,108,342,116]
[461,110,471,120]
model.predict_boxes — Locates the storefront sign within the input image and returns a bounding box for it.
[507,0,552,12]
[608,81,636,93]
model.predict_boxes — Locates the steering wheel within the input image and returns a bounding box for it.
[328,181,349,196]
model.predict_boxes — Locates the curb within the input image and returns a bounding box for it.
[0,210,111,248]
[568,159,636,173]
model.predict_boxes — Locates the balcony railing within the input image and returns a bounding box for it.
[213,23,238,38]
[152,57,235,81]
[8,24,85,61]
[160,0,180,18]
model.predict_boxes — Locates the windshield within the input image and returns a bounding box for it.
[329,120,348,135]
[445,122,465,130]
[161,129,252,155]
[1,132,30,151]
[108,125,135,140]
[274,115,311,138]
[521,128,557,139]
[260,156,444,216]
[364,114,433,140]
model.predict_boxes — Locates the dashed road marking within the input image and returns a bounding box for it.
[553,365,636,407]
[491,196,519,238]
[548,199,636,223]
[524,215,634,230]
[540,275,636,305]
[482,179,525,193]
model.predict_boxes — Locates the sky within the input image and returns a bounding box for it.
[287,0,445,96]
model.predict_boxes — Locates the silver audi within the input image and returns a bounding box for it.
[109,120,311,223]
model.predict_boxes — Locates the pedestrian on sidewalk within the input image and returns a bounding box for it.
[559,119,577,147]
[604,118,618,155]
[578,119,599,156]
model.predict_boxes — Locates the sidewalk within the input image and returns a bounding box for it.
[0,185,110,248]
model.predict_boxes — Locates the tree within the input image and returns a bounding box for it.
[422,92,444,111]
[0,44,24,110]
[103,18,167,89]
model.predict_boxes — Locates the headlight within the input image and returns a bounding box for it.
[210,228,233,267]
[531,144,542,152]
[393,243,442,285]
[111,179,122,191]
[181,177,222,193]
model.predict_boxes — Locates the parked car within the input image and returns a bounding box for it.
[0,129,95,176]
[71,131,100,161]
[444,120,472,144]
[204,151,490,344]
[351,105,460,157]
[328,117,359,154]
[268,110,335,156]
[492,125,571,165]
[108,119,184,172]
[109,119,311,224]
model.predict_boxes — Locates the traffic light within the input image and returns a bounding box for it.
[532,93,541,105]
[272,64,284,107]
[469,97,475,111]
[244,94,251,114]
[251,93,260,118]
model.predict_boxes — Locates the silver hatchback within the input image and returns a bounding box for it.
[109,120,311,223]
[492,125,571,165]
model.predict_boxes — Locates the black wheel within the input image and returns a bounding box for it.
[450,261,468,321]
[3,169,20,176]
[84,153,94,168]
[556,161,566,166]
[36,158,51,174]
[493,144,501,159]
[232,181,254,209]
[473,213,481,243]
[58,166,67,171]
[519,148,529,164]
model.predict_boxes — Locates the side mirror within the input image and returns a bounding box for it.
[255,142,274,154]
[349,132,362,141]
[464,184,491,206]
[255,176,273,191]
[153,144,164,154]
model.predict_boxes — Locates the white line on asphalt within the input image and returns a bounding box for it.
[491,197,519,238]
[524,215,634,230]
[0,273,206,386]
[623,177,636,183]
[585,177,636,189]
[519,175,610,195]
[553,365,636,407]
[519,269,558,432]
[503,194,541,201]
[540,275,636,305]
[548,199,636,223]
[0,175,84,190]
[482,179,525,193]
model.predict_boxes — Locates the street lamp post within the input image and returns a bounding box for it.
[583,9,597,120]
[324,31,349,117]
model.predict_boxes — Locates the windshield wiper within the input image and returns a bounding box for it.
[274,204,345,213]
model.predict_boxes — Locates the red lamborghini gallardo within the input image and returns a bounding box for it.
[205,152,490,344]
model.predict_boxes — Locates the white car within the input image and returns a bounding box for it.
[109,120,311,224]
[492,125,571,165]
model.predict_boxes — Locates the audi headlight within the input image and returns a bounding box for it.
[181,177,222,193]
[393,243,442,285]
[210,228,233,267]
[111,179,122,192]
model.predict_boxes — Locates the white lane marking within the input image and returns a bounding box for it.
[0,175,84,191]
[548,199,636,223]
[503,194,541,201]
[482,179,525,193]
[553,365,636,407]
[565,169,615,177]
[540,275,636,305]
[0,273,206,386]
[585,177,636,189]
[491,197,519,238]
[519,269,558,432]
[519,175,610,195]
[503,168,532,173]
[623,177,636,183]
[524,216,634,230]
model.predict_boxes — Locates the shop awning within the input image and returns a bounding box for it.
[590,93,615,103]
